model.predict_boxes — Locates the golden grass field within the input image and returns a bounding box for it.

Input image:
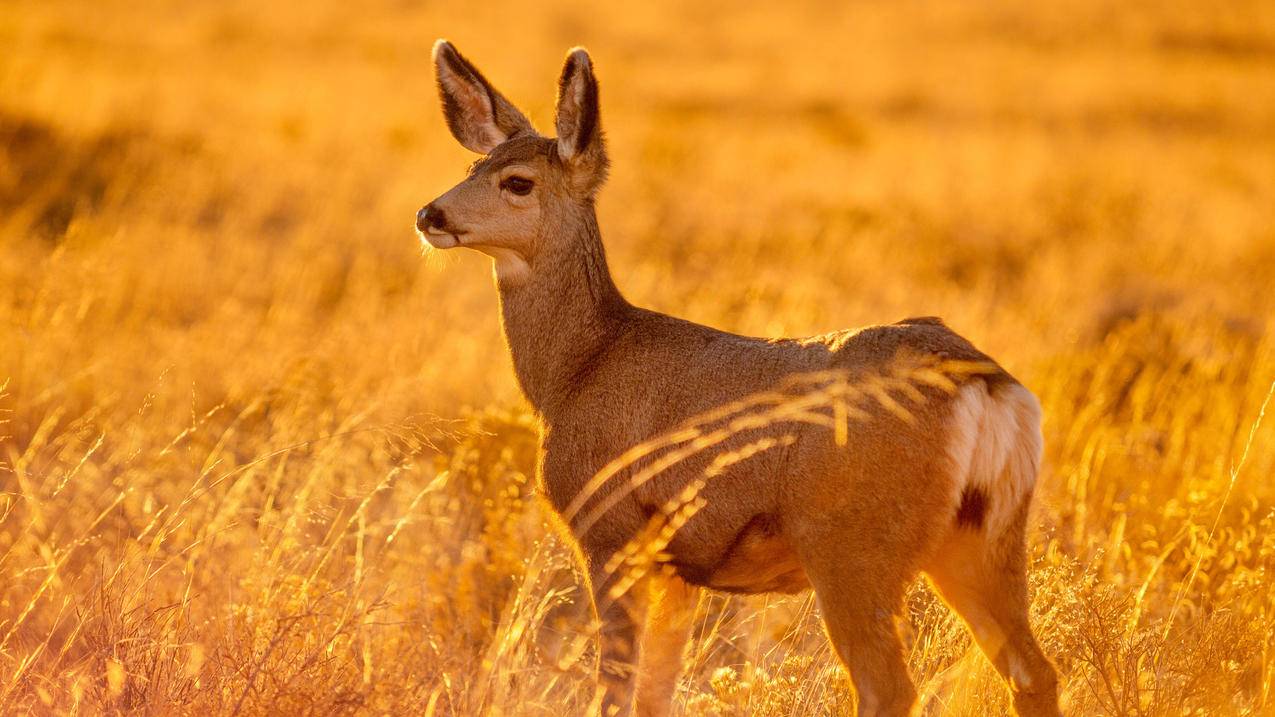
[3,0,1275,714]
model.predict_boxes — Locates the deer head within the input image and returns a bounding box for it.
[417,41,609,284]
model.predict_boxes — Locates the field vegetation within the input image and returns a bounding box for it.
[2,0,1274,714]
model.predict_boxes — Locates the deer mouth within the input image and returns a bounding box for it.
[420,226,464,249]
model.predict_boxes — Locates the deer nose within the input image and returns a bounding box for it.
[416,204,447,233]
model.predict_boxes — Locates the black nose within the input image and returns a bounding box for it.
[416,204,447,233]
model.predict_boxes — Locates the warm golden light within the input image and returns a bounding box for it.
[1,0,1273,714]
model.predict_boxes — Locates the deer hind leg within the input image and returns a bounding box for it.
[924,505,1061,717]
[800,534,919,717]
[633,570,700,717]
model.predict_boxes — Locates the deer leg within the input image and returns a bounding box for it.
[925,507,1060,717]
[590,566,649,717]
[634,570,700,717]
[799,533,919,717]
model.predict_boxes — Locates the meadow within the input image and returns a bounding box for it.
[2,0,1275,714]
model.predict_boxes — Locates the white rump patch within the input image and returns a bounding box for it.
[944,381,1043,535]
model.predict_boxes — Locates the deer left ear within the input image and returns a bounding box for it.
[554,47,608,194]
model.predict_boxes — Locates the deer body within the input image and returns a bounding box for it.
[419,41,1062,717]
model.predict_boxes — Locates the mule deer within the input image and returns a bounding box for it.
[417,40,1062,717]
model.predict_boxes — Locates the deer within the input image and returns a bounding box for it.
[416,40,1062,717]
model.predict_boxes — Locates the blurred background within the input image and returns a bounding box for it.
[2,0,1274,714]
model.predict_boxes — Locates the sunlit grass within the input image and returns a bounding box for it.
[2,0,1274,714]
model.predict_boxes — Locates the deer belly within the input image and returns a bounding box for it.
[672,514,810,594]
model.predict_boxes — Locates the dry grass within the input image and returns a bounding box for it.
[3,0,1275,714]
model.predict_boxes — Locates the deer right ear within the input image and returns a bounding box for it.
[433,40,534,154]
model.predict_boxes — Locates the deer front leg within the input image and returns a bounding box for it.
[634,570,700,717]
[591,566,648,717]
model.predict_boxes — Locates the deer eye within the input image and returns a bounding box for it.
[501,176,535,196]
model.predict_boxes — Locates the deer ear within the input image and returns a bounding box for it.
[554,47,608,192]
[433,39,534,154]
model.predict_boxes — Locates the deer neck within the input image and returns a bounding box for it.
[495,205,631,417]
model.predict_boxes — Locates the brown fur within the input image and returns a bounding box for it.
[420,40,1061,717]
